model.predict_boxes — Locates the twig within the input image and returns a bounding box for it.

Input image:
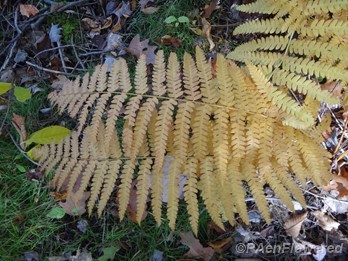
[26,61,73,75]
[34,44,75,58]
[8,133,41,167]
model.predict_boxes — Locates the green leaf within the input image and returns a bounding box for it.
[164,16,177,24]
[178,16,190,24]
[0,82,11,95]
[25,126,71,146]
[14,86,31,102]
[16,164,26,173]
[47,207,66,219]
[98,246,121,261]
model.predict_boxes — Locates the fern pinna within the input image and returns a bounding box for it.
[34,46,334,234]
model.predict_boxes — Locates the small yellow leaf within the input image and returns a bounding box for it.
[0,82,11,95]
[14,86,31,102]
[26,126,71,146]
[26,144,41,160]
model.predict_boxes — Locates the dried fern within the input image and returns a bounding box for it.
[35,47,333,233]
[227,0,347,127]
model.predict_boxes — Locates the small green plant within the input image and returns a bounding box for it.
[0,82,32,103]
[164,15,190,27]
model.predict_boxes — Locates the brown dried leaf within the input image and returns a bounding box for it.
[12,113,26,149]
[126,34,157,64]
[101,17,113,29]
[201,0,218,18]
[284,211,307,238]
[207,237,233,254]
[312,210,340,231]
[155,35,181,48]
[82,18,100,32]
[321,81,343,97]
[59,191,90,216]
[139,0,154,9]
[202,18,215,51]
[322,175,348,197]
[126,180,148,223]
[19,4,39,17]
[180,231,214,261]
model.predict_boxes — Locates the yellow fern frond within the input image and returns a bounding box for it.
[136,158,152,223]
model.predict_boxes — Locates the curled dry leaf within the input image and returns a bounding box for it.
[321,81,343,97]
[202,18,215,51]
[12,113,26,149]
[19,4,39,17]
[180,231,214,261]
[312,210,340,231]
[284,211,307,238]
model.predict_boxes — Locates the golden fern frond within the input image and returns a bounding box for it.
[229,0,346,121]
[37,48,334,232]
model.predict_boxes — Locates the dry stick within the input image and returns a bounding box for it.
[8,133,41,167]
[333,118,348,155]
[26,61,73,75]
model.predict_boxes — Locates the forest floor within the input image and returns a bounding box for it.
[0,0,348,260]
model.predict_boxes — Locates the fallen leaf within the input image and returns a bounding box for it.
[284,211,307,238]
[25,126,71,146]
[0,82,11,95]
[201,0,218,18]
[312,210,340,231]
[51,75,69,91]
[47,206,66,219]
[207,237,233,254]
[25,168,43,181]
[113,1,132,20]
[124,180,148,223]
[24,251,39,261]
[321,81,343,97]
[155,35,181,48]
[139,0,154,9]
[98,246,120,261]
[142,6,159,14]
[50,191,68,201]
[19,4,39,17]
[180,231,214,261]
[59,191,90,216]
[12,113,26,149]
[14,86,31,103]
[126,34,157,64]
[189,27,202,35]
[82,18,101,32]
[101,17,113,29]
[202,18,215,51]
[322,175,348,197]
[77,220,88,234]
